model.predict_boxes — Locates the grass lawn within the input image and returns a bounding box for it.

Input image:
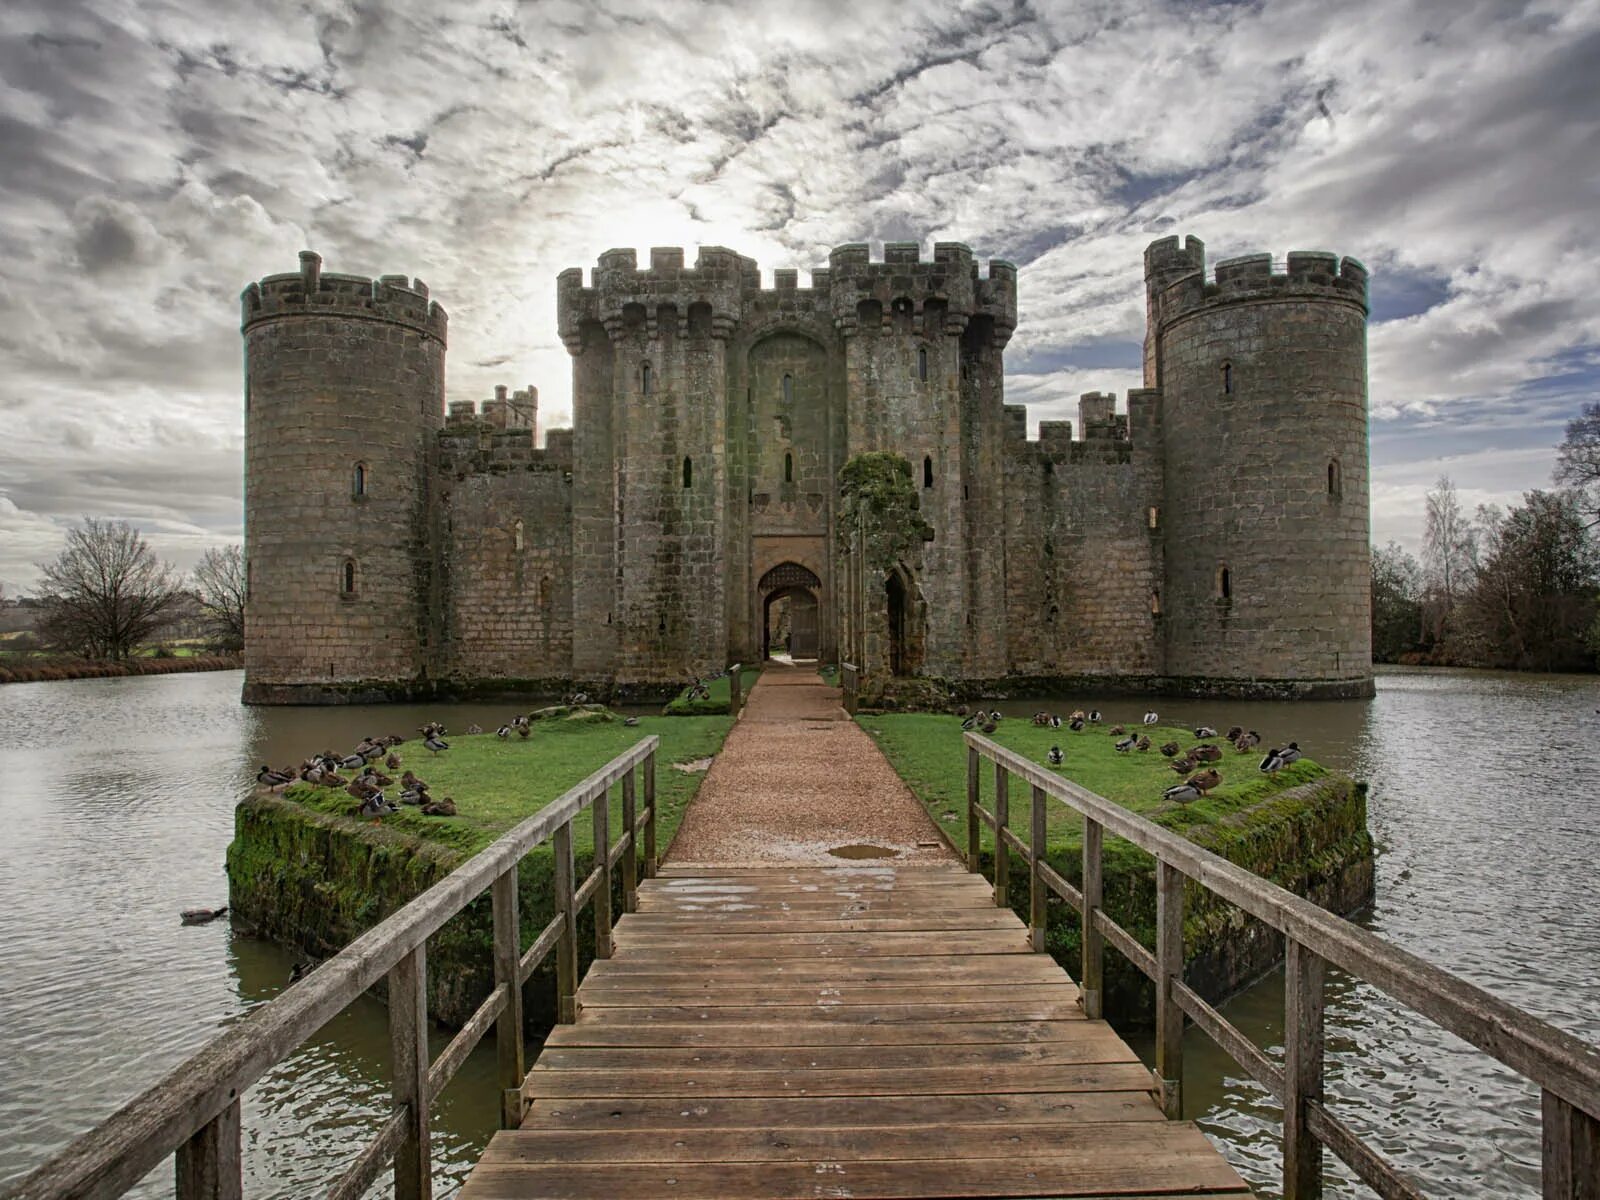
[859,712,1327,864]
[663,666,760,715]
[278,711,734,859]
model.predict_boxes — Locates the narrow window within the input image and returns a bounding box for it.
[782,373,793,405]
[641,362,652,395]
[1047,604,1058,623]
[923,455,933,488]
[1221,362,1233,395]
[341,558,356,596]
[682,456,692,489]
[1147,506,1159,530]
[658,614,666,633]
[352,462,367,497]
[918,346,928,382]
[1328,459,1342,498]
[784,452,794,483]
[1150,589,1162,615]
[513,519,524,552]
[540,576,551,607]
[1217,565,1232,602]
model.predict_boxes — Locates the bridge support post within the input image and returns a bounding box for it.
[1155,861,1184,1120]
[175,1097,241,1200]
[1284,939,1326,1197]
[389,944,432,1200]
[1542,1089,1600,1199]
[593,784,613,959]
[992,763,1009,907]
[492,866,525,1129]
[1028,783,1047,952]
[553,821,579,1023]
[965,746,980,872]
[621,766,639,911]
[1081,818,1104,1020]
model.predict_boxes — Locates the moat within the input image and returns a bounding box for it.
[2,666,1597,1197]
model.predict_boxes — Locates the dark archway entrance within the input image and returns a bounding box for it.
[886,570,909,676]
[758,562,822,660]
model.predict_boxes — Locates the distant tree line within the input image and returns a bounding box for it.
[1372,402,1600,671]
[17,519,246,660]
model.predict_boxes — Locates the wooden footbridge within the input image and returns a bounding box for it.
[11,681,1600,1199]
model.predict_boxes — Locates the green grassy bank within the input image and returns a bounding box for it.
[662,666,760,715]
[227,711,733,1028]
[861,713,1375,1022]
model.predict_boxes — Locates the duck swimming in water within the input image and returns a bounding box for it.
[1047,745,1064,766]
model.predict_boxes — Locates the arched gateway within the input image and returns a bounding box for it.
[758,562,821,660]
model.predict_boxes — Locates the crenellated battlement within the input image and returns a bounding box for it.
[1002,391,1167,467]
[826,241,1016,339]
[1145,235,1367,330]
[445,384,538,432]
[241,251,448,342]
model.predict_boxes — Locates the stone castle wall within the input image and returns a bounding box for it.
[240,234,1372,704]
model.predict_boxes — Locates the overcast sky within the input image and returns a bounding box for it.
[1,0,1596,593]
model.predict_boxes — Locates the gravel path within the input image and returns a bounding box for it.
[667,664,957,866]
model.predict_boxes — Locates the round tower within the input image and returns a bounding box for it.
[1147,238,1372,696]
[240,251,447,703]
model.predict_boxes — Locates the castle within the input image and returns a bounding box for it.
[240,235,1373,704]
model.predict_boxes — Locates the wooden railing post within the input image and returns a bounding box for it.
[552,820,579,1023]
[491,865,525,1129]
[592,786,614,959]
[1081,817,1104,1020]
[1028,783,1047,952]
[621,765,639,912]
[389,944,431,1200]
[966,745,980,872]
[643,748,658,878]
[1155,860,1184,1119]
[174,1097,241,1200]
[1284,938,1326,1199]
[1542,1089,1600,1198]
[729,666,742,714]
[992,762,1009,907]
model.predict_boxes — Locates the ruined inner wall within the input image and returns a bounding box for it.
[1149,240,1372,690]
[241,253,445,702]
[437,415,573,683]
[1001,393,1163,678]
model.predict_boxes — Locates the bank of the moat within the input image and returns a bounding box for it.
[228,704,1373,1034]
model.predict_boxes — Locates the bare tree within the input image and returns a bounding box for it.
[192,544,246,652]
[1421,475,1478,647]
[34,518,182,659]
[1555,401,1600,526]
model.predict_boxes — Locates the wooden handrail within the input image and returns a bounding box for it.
[8,736,661,1200]
[964,732,1600,1199]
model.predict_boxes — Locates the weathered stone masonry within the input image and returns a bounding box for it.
[240,235,1372,704]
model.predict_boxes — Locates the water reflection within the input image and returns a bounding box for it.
[1,666,1597,1196]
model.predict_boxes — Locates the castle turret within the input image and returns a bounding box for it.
[240,251,447,702]
[1146,237,1372,695]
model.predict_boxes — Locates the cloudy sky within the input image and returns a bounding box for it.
[1,0,1596,593]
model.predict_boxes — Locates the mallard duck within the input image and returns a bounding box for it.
[1170,756,1195,774]
[1187,768,1221,792]
[1190,744,1223,763]
[359,791,398,818]
[256,765,293,787]
[1259,748,1286,773]
[180,905,228,925]
[338,753,365,770]
[1160,741,1180,757]
[496,725,511,739]
[1279,742,1303,765]
[961,712,980,731]
[424,734,449,755]
[1068,710,1086,722]
[347,779,376,800]
[1114,734,1136,752]
[288,959,316,984]
[517,724,531,739]
[1068,716,1085,732]
[385,752,402,770]
[1049,714,1062,728]
[466,724,483,735]
[370,770,393,787]
[979,719,997,735]
[989,710,1003,723]
[1135,736,1151,751]
[1047,745,1064,766]
[1142,711,1159,725]
[1194,726,1218,739]
[1233,730,1261,752]
[1032,711,1050,726]
[623,716,640,727]
[399,787,427,806]
[1109,724,1127,736]
[421,796,458,817]
[1163,782,1201,804]
[1088,710,1102,724]
[1225,726,1243,743]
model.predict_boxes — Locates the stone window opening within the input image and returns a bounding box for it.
[1221,361,1234,395]
[784,452,794,483]
[540,576,551,608]
[782,373,793,405]
[341,558,357,598]
[1216,564,1232,603]
[352,462,368,498]
[641,361,653,395]
[1047,604,1059,623]
[682,456,693,489]
[1328,458,1342,498]
[923,456,933,488]
[918,346,928,382]
[1147,506,1159,530]
[658,614,666,634]
[513,519,524,552]
[1151,589,1162,616]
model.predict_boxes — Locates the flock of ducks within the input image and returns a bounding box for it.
[955,705,1307,806]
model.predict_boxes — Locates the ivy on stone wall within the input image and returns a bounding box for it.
[838,452,933,572]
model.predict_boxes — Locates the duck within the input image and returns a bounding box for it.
[1159,741,1180,757]
[1186,768,1222,792]
[1114,734,1136,752]
[399,787,428,806]
[955,704,970,717]
[1068,710,1086,722]
[420,796,458,817]
[353,737,380,757]
[346,779,377,801]
[1233,730,1261,752]
[1194,726,1218,739]
[1049,714,1062,728]
[1087,710,1102,724]
[180,905,228,925]
[496,725,510,739]
[359,791,398,818]
[424,733,450,755]
[511,714,530,729]
[466,724,483,735]
[1279,742,1303,765]
[288,959,316,984]
[1109,724,1127,736]
[385,752,402,770]
[1142,711,1159,725]
[1225,726,1244,743]
[961,713,980,731]
[989,710,1003,723]
[979,718,997,735]
[1259,748,1286,773]
[567,691,590,706]
[1163,782,1202,804]
[1135,736,1151,751]
[623,716,640,727]
[517,724,531,739]
[1046,745,1064,766]
[1170,756,1196,774]
[256,765,293,787]
[369,770,394,787]
[338,753,366,771]
[1032,711,1051,726]
[1068,717,1085,732]
[1190,744,1223,763]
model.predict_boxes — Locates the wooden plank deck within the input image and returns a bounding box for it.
[457,863,1255,1200]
